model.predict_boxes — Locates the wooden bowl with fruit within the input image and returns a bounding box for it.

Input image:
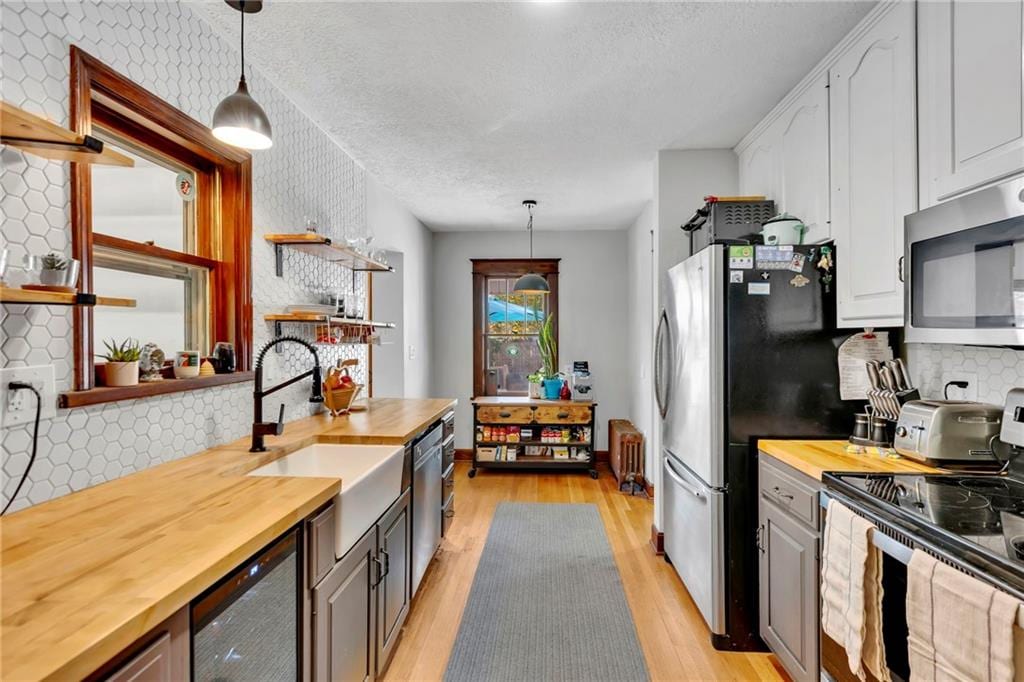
[323,359,363,416]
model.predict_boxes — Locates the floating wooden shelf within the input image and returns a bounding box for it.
[475,440,592,447]
[265,312,395,328]
[1,101,134,167]
[0,285,136,307]
[264,233,394,276]
[59,372,254,409]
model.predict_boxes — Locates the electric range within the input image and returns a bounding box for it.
[823,471,1024,599]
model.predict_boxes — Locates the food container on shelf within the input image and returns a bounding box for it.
[174,350,201,378]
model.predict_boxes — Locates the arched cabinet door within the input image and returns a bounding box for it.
[829,2,917,328]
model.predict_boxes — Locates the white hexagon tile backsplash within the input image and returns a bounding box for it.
[906,344,1024,406]
[1,1,372,512]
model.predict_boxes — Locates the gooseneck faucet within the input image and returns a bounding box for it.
[251,336,324,452]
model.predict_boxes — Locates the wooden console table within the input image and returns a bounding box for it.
[469,397,597,479]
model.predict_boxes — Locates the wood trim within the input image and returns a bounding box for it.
[454,448,473,461]
[69,46,253,391]
[93,233,220,270]
[470,258,560,276]
[644,479,655,499]
[650,524,664,555]
[59,371,254,409]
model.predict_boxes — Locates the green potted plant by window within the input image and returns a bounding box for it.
[537,315,561,400]
[96,338,142,387]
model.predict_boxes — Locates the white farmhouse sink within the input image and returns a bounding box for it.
[248,443,404,558]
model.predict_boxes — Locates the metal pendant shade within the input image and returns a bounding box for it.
[212,0,272,150]
[513,200,549,295]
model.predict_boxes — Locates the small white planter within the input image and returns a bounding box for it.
[39,269,65,286]
[528,382,542,399]
[104,361,139,387]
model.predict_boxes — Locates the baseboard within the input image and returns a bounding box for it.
[454,448,607,462]
[644,479,654,498]
[650,524,664,555]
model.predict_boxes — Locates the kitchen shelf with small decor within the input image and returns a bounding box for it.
[264,233,394,277]
[469,397,598,479]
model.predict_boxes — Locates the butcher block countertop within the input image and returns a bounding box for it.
[0,397,455,682]
[758,439,943,481]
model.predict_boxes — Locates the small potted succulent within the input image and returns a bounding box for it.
[527,371,544,399]
[39,252,69,286]
[537,315,562,400]
[96,338,142,387]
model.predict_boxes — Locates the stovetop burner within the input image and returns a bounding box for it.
[824,472,1024,570]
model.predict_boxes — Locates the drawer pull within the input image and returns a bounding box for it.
[444,509,455,518]
[772,486,794,501]
[499,411,512,418]
[557,412,569,419]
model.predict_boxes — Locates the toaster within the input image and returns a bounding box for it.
[894,400,1003,465]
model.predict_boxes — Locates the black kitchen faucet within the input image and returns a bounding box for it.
[251,336,324,452]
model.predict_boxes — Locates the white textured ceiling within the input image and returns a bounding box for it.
[197,1,874,231]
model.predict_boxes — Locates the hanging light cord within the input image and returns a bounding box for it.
[527,203,534,259]
[239,1,246,80]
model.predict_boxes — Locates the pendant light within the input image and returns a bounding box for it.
[513,200,550,295]
[212,0,273,150]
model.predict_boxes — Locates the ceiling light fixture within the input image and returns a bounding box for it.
[513,200,550,295]
[212,0,273,150]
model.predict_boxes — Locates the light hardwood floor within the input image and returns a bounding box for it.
[381,462,787,681]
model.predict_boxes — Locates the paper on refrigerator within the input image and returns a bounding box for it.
[837,332,893,401]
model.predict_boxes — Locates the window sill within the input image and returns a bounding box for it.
[59,371,254,409]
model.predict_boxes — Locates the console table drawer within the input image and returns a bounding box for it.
[535,405,591,424]
[476,405,534,423]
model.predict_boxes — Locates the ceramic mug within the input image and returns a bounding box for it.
[174,350,201,379]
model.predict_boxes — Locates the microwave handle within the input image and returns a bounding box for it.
[898,255,905,283]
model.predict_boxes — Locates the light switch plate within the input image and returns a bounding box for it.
[1,365,57,427]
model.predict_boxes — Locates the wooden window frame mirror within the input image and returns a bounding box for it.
[65,46,253,406]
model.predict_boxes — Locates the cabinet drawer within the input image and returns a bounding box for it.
[442,463,455,506]
[534,405,591,424]
[759,457,819,529]
[307,502,336,587]
[442,496,455,537]
[476,406,533,423]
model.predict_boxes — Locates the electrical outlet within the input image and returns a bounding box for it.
[408,345,417,360]
[1,365,57,428]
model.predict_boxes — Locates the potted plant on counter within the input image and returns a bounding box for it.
[96,338,142,387]
[537,315,561,400]
[527,371,543,399]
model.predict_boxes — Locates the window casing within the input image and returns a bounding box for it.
[69,47,252,398]
[471,259,559,397]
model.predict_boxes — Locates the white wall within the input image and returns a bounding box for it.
[431,229,630,451]
[626,203,656,479]
[366,175,434,398]
[371,251,404,397]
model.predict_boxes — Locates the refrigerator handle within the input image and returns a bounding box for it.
[654,310,670,419]
[663,457,704,499]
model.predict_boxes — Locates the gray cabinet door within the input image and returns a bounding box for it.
[759,497,819,682]
[314,527,378,682]
[377,489,411,672]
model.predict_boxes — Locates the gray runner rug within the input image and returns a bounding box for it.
[444,502,650,682]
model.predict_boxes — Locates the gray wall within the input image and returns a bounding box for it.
[430,229,630,451]
[0,1,432,511]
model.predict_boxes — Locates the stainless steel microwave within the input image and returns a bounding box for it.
[905,176,1024,346]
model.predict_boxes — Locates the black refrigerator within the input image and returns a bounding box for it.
[655,243,855,651]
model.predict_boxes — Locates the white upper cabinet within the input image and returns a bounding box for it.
[737,75,830,244]
[777,76,831,245]
[829,2,917,328]
[918,0,1024,207]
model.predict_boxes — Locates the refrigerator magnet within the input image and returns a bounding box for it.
[787,252,806,272]
[748,282,770,295]
[790,274,810,288]
[728,245,754,269]
[729,271,744,284]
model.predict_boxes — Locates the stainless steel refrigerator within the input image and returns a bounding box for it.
[655,243,854,651]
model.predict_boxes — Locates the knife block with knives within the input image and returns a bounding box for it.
[852,358,920,447]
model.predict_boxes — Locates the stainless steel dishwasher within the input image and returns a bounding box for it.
[412,424,443,595]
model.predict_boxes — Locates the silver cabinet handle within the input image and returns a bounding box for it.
[663,458,704,499]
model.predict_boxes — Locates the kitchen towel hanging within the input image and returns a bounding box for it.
[821,499,890,681]
[907,550,1021,682]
